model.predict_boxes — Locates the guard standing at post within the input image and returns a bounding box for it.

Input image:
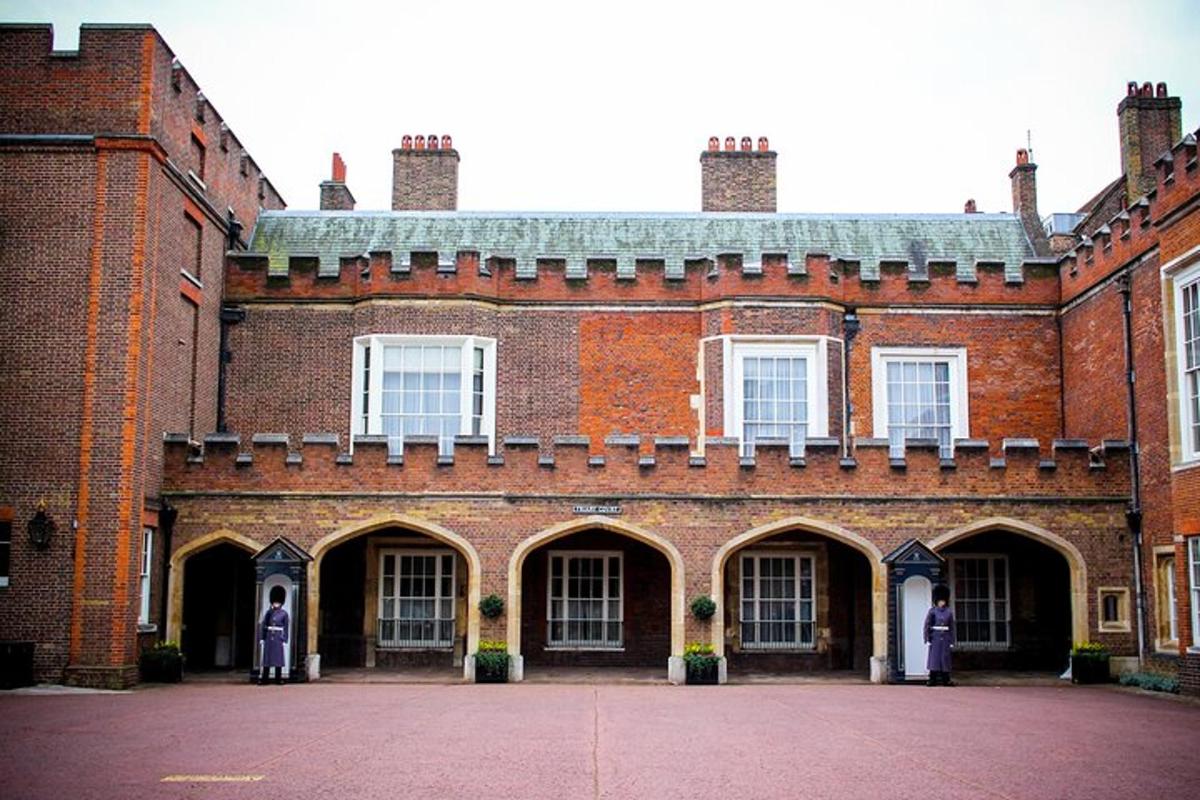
[924,584,956,686]
[259,585,289,685]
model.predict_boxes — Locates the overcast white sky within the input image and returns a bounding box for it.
[6,0,1199,216]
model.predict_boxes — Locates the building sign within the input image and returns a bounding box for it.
[572,504,622,516]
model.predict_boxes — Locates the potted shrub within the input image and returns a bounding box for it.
[684,642,720,685]
[474,640,509,683]
[1070,642,1110,684]
[479,593,505,619]
[690,595,716,621]
[139,640,184,683]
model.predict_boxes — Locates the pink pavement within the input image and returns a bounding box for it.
[1,683,1198,799]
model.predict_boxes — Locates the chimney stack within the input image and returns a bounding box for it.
[392,134,459,211]
[701,135,776,212]
[963,198,977,214]
[1118,80,1182,202]
[319,152,355,211]
[1010,148,1048,254]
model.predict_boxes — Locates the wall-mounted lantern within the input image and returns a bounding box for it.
[26,500,56,551]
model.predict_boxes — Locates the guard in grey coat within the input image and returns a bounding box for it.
[924,583,956,686]
[259,585,289,685]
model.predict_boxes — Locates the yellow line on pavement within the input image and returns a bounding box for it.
[161,775,265,783]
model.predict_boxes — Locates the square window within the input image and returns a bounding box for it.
[871,347,968,459]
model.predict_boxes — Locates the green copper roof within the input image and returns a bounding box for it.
[248,210,1038,281]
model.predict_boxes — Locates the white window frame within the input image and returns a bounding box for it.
[1097,586,1132,633]
[1171,258,1200,464]
[350,335,497,454]
[1155,551,1177,649]
[377,548,457,650]
[1190,537,1200,652]
[138,528,153,625]
[722,336,830,454]
[870,346,969,455]
[948,554,1010,650]
[546,550,624,651]
[739,550,817,651]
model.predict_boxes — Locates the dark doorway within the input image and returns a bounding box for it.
[938,531,1072,672]
[181,543,255,670]
[318,536,367,668]
[724,532,873,677]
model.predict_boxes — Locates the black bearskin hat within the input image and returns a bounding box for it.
[932,584,950,604]
[269,585,286,605]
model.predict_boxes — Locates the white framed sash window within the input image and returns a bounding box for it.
[722,337,829,457]
[949,554,1010,649]
[547,551,623,650]
[871,346,969,459]
[377,549,456,649]
[739,551,816,650]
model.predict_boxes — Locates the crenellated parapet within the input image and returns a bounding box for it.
[225,215,1064,307]
[1060,123,1200,303]
[163,432,1130,499]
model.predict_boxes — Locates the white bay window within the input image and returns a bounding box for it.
[352,335,496,455]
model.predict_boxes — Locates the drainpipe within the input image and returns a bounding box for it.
[216,306,245,433]
[841,310,861,459]
[1116,272,1146,663]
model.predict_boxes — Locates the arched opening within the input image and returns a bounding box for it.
[508,517,685,680]
[710,527,873,681]
[714,522,880,679]
[930,520,1082,674]
[180,542,256,672]
[309,516,481,679]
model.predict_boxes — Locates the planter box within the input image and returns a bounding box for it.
[685,658,720,685]
[1071,654,1110,685]
[139,654,183,683]
[474,654,509,684]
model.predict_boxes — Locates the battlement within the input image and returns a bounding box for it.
[225,224,1063,306]
[163,432,1130,499]
[1060,124,1200,302]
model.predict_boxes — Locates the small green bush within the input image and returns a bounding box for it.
[689,595,717,620]
[1118,672,1179,694]
[474,640,509,683]
[479,593,505,619]
[1071,641,1110,657]
[139,640,183,683]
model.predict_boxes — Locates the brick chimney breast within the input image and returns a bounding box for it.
[701,135,777,213]
[319,151,355,211]
[1118,81,1182,202]
[392,134,459,211]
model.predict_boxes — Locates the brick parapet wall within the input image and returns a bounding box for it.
[224,250,1064,306]
[163,434,1130,499]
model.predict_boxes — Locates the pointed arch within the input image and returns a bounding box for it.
[306,514,483,660]
[927,516,1089,645]
[711,516,887,670]
[166,529,264,644]
[507,516,686,660]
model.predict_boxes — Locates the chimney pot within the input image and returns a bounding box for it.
[402,135,412,150]
[758,136,769,152]
[441,135,452,149]
[1141,81,1153,97]
[1127,81,1138,97]
[724,137,735,152]
[1016,148,1029,166]
[964,199,977,214]
[331,152,346,183]
[415,135,426,150]
[428,136,439,150]
[708,136,719,152]
[740,136,752,152]
[1156,82,1168,98]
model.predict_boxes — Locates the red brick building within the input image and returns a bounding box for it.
[1,25,1198,693]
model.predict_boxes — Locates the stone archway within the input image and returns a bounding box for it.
[507,516,686,677]
[307,514,483,675]
[711,516,887,682]
[166,529,264,645]
[928,516,1089,649]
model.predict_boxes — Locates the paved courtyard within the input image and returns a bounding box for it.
[2,681,1198,799]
